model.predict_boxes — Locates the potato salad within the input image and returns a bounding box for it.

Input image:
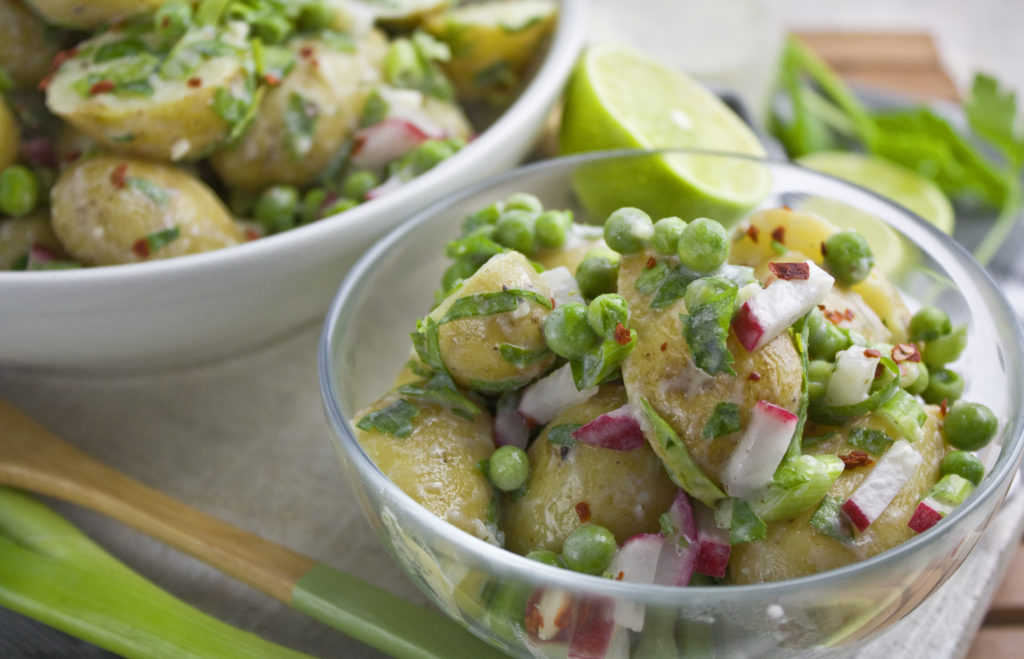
[0,0,556,268]
[354,193,997,608]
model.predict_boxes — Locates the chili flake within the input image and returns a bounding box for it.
[89,79,116,95]
[771,226,785,244]
[892,343,922,363]
[187,77,202,88]
[748,371,761,381]
[575,501,592,523]
[769,261,810,280]
[614,322,631,346]
[746,224,760,242]
[646,256,657,269]
[660,341,668,352]
[243,228,262,241]
[863,348,881,359]
[131,238,150,258]
[264,73,282,86]
[940,399,948,416]
[300,45,314,58]
[110,163,128,189]
[840,451,874,470]
[823,308,855,325]
[820,241,828,257]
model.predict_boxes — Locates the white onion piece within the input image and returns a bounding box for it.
[517,364,597,426]
[540,267,584,307]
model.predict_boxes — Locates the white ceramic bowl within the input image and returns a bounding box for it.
[0,0,587,373]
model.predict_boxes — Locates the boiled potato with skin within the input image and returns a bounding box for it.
[46,26,249,162]
[211,31,387,190]
[25,0,171,30]
[432,250,555,392]
[729,411,944,583]
[51,154,242,265]
[0,0,62,90]
[0,98,17,173]
[354,392,498,543]
[503,384,678,555]
[619,249,804,482]
[0,211,65,269]
[424,0,556,104]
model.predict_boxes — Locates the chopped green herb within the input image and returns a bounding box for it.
[680,276,737,376]
[570,329,636,390]
[319,30,356,52]
[702,402,741,439]
[359,89,390,128]
[144,226,180,252]
[847,427,895,456]
[801,430,836,449]
[396,373,479,420]
[93,38,151,63]
[127,177,170,206]
[547,423,581,447]
[651,264,701,309]
[809,495,853,541]
[444,233,507,263]
[438,289,551,324]
[639,398,726,507]
[411,317,445,371]
[213,80,263,144]
[727,499,767,544]
[111,133,136,143]
[498,343,551,368]
[633,259,669,295]
[356,398,419,438]
[284,92,318,160]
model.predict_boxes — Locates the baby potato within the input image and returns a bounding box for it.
[503,384,677,555]
[50,154,242,265]
[423,0,557,104]
[211,30,388,190]
[354,391,498,544]
[0,211,65,269]
[0,98,17,173]
[618,250,804,482]
[432,250,555,393]
[347,0,453,30]
[25,0,171,30]
[46,27,248,162]
[729,411,944,583]
[0,0,62,90]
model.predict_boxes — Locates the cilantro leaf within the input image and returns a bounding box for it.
[966,73,1024,170]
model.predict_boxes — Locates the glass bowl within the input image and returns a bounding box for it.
[319,149,1024,657]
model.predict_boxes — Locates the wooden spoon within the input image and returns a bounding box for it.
[0,399,506,659]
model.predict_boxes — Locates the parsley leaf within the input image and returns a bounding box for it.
[356,399,419,438]
[847,427,894,456]
[703,402,741,439]
[679,276,737,376]
[547,423,581,447]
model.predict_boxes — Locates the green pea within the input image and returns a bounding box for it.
[807,308,852,361]
[651,216,686,255]
[494,209,536,255]
[503,192,543,214]
[441,258,477,292]
[603,207,653,254]
[587,294,629,341]
[576,253,619,299]
[544,302,599,359]
[909,306,952,342]
[321,196,358,217]
[0,165,40,218]
[341,170,379,201]
[300,187,328,223]
[252,14,293,44]
[461,202,503,235]
[534,210,573,249]
[943,401,998,451]
[299,1,334,30]
[254,185,300,232]
[396,139,458,176]
[922,325,967,368]
[488,445,530,492]
[561,524,617,575]
[921,367,964,405]
[526,549,565,568]
[940,450,985,486]
[822,230,874,285]
[900,361,930,396]
[384,40,423,87]
[807,359,834,402]
[677,217,729,273]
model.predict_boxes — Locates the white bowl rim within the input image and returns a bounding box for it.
[0,0,588,288]
[320,147,1024,603]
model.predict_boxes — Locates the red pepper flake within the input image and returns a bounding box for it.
[549,297,556,308]
[820,241,828,257]
[64,149,81,163]
[746,224,760,242]
[243,228,262,241]
[161,15,171,27]
[748,371,761,381]
[575,501,591,523]
[109,163,128,189]
[863,348,881,359]
[300,45,314,58]
[616,571,625,581]
[613,322,631,346]
[771,226,785,244]
[264,73,281,86]
[187,76,202,88]
[891,343,922,363]
[782,204,792,211]
[646,256,657,269]
[131,237,150,259]
[823,308,855,325]
[940,399,948,416]
[839,451,874,470]
[769,261,810,280]
[660,341,668,352]
[874,362,885,379]
[89,79,116,95]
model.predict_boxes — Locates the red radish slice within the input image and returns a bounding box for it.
[654,491,697,587]
[732,260,834,353]
[721,401,798,499]
[363,174,406,200]
[841,439,923,532]
[350,118,435,170]
[571,405,645,451]
[692,501,730,578]
[518,364,598,426]
[608,533,664,631]
[525,588,573,642]
[825,347,880,407]
[569,598,627,659]
[494,392,529,449]
[907,498,949,533]
[540,267,585,307]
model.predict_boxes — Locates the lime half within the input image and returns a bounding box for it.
[559,43,770,225]
[797,151,955,234]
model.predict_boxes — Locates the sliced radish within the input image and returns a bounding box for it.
[540,266,585,307]
[571,405,645,451]
[494,391,529,449]
[841,439,923,532]
[692,501,730,578]
[907,498,948,534]
[654,491,697,587]
[721,401,799,499]
[824,347,880,407]
[525,588,573,642]
[518,363,598,426]
[608,533,664,631]
[732,260,834,353]
[568,598,628,659]
[350,118,435,170]
[363,174,407,200]
[908,474,975,533]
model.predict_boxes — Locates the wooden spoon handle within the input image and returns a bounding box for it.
[0,399,315,602]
